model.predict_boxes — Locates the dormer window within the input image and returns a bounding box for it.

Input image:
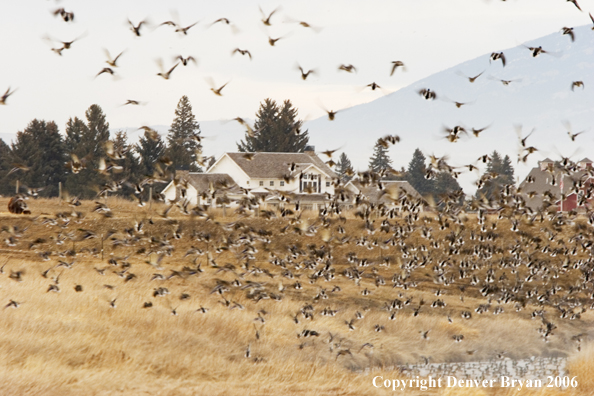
[270,181,274,186]
[259,181,264,186]
[280,181,285,186]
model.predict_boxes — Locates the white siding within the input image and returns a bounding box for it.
[207,155,250,188]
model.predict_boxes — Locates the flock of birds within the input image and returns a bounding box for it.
[2,161,594,373]
[1,1,594,385]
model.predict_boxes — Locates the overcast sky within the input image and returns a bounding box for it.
[0,0,591,146]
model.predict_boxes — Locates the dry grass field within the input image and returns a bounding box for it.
[0,197,593,396]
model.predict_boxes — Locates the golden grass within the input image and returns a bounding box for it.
[0,197,593,395]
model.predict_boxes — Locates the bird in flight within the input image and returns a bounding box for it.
[206,78,229,96]
[176,22,199,35]
[418,88,436,100]
[128,19,148,36]
[0,87,16,105]
[96,67,116,78]
[156,60,179,80]
[567,0,582,11]
[123,99,142,106]
[232,48,252,60]
[571,81,584,91]
[297,65,316,80]
[366,82,383,91]
[490,52,506,67]
[176,55,197,66]
[260,6,280,26]
[104,49,124,67]
[338,64,357,73]
[268,36,285,46]
[456,70,484,83]
[390,61,405,76]
[561,27,575,42]
[53,8,74,22]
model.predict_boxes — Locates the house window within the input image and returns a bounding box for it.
[270,181,274,186]
[280,181,285,186]
[259,181,264,186]
[303,174,308,180]
[326,181,330,187]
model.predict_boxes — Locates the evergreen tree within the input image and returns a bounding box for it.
[84,104,111,159]
[64,105,111,198]
[9,119,66,197]
[500,154,515,184]
[166,96,202,172]
[64,117,87,155]
[136,130,166,177]
[112,131,140,196]
[405,148,433,197]
[237,98,309,152]
[476,151,515,200]
[368,140,393,174]
[335,152,354,183]
[0,138,12,196]
[434,172,463,199]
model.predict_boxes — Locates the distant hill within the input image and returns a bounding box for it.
[303,25,594,192]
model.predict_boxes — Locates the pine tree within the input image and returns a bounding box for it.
[9,119,66,197]
[64,117,86,155]
[0,138,12,196]
[335,152,354,183]
[476,151,514,200]
[237,99,309,152]
[166,96,202,172]
[368,140,392,174]
[84,104,111,159]
[64,105,111,198]
[434,172,463,198]
[136,130,166,177]
[500,154,515,185]
[112,131,140,196]
[405,148,433,197]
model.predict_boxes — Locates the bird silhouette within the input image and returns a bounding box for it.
[156,60,180,80]
[128,19,148,36]
[0,87,16,105]
[390,61,405,76]
[206,78,229,96]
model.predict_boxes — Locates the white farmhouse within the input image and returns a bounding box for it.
[161,149,338,209]
[207,151,336,195]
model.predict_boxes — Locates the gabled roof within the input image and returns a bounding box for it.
[519,163,594,210]
[185,173,236,192]
[223,152,337,179]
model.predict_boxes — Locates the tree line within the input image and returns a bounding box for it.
[0,96,515,203]
[0,96,201,199]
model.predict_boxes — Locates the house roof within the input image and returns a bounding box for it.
[184,173,236,192]
[519,164,594,210]
[224,152,337,179]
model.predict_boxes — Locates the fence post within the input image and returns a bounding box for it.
[149,187,153,210]
[58,182,62,203]
[15,180,19,194]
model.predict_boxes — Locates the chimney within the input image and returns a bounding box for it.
[304,145,315,155]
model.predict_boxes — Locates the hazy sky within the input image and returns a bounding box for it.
[0,0,591,146]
